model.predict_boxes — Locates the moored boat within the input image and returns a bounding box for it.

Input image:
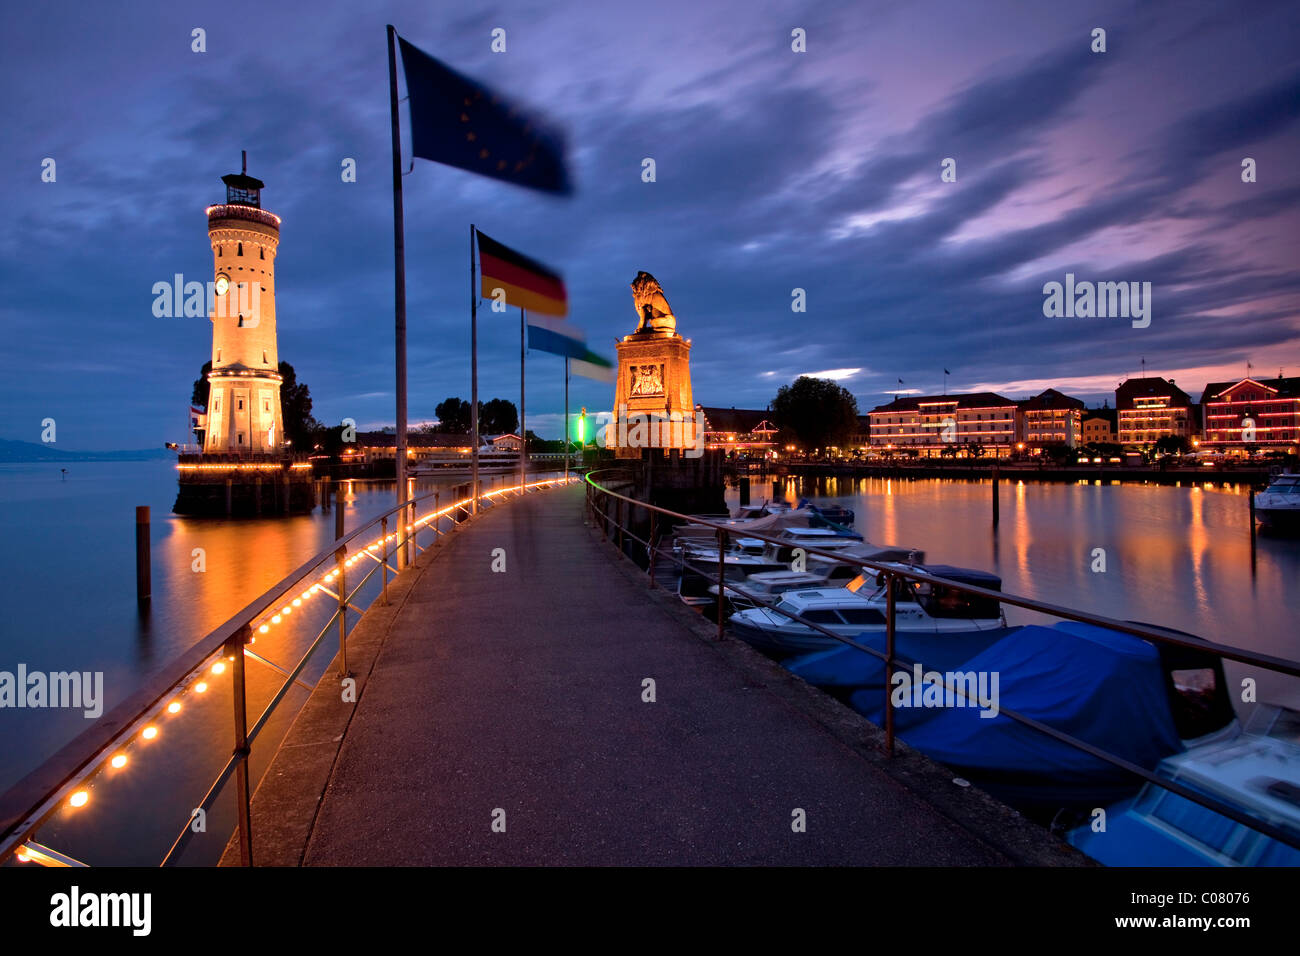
[728,564,1006,657]
[1067,703,1300,866]
[1254,472,1300,532]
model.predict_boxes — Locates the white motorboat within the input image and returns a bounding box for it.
[1069,703,1300,866]
[1254,472,1300,532]
[728,564,1007,656]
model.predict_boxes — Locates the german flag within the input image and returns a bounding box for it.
[477,231,568,317]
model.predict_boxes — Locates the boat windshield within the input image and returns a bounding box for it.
[910,580,1001,619]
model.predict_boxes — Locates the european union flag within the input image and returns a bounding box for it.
[397,36,571,195]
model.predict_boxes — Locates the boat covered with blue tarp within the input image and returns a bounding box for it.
[848,621,1198,812]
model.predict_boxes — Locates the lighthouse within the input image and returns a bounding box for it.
[203,152,284,455]
[175,154,314,516]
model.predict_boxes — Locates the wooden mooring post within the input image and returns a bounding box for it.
[135,506,150,604]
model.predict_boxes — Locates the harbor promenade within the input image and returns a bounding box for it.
[224,483,1084,866]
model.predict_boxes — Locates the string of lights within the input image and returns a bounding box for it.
[12,476,575,865]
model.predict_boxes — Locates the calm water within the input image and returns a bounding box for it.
[0,463,1296,863]
[736,475,1300,710]
[0,460,516,864]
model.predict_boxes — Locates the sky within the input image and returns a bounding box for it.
[1,0,1298,449]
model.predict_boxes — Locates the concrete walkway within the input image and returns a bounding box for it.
[232,483,1084,866]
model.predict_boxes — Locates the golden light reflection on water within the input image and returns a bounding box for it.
[732,475,1299,691]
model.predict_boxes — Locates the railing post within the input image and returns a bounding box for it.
[716,528,727,639]
[648,511,657,588]
[616,496,624,558]
[336,543,348,678]
[884,571,896,757]
[600,493,608,541]
[227,625,253,866]
[380,515,389,606]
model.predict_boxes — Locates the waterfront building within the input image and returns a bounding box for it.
[868,392,1021,457]
[1115,377,1193,448]
[699,407,779,455]
[1199,375,1300,455]
[610,272,696,459]
[203,157,284,455]
[1081,406,1118,446]
[1020,388,1086,449]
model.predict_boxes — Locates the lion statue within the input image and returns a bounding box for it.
[630,271,676,333]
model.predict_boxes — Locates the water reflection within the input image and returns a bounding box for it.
[732,474,1299,691]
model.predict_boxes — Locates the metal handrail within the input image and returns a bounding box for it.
[0,473,579,867]
[584,469,1300,853]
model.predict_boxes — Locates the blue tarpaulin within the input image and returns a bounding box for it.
[849,622,1187,809]
[785,628,1016,688]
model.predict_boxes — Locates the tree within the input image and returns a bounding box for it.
[480,398,519,435]
[191,360,213,408]
[769,377,859,452]
[435,397,472,433]
[1154,435,1189,456]
[278,361,318,449]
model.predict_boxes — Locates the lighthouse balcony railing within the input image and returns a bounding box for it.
[205,204,281,229]
[0,473,581,868]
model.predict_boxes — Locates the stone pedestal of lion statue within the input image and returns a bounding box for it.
[611,272,697,460]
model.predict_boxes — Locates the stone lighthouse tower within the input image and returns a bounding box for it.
[203,153,284,455]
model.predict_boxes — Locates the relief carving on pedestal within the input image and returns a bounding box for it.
[630,363,664,397]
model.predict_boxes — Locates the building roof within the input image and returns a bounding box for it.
[1083,407,1118,426]
[1115,377,1192,410]
[1198,376,1300,405]
[699,406,779,434]
[1021,388,1086,412]
[869,392,1018,414]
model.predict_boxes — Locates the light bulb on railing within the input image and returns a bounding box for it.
[196,682,208,693]
[211,662,226,675]
[167,701,181,714]
[69,790,89,808]
[142,726,158,740]
[110,754,127,770]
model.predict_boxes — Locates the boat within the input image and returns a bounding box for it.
[727,564,1007,657]
[1067,703,1300,866]
[785,626,1017,689]
[672,502,855,544]
[711,542,928,613]
[1254,472,1300,532]
[847,620,1237,816]
[797,498,854,526]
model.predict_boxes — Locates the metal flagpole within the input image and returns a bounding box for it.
[564,356,570,483]
[514,308,520,494]
[470,224,479,513]
[386,25,408,513]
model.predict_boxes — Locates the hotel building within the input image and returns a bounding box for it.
[868,393,1021,456]
[1081,408,1118,446]
[1115,377,1193,447]
[1020,388,1086,448]
[1199,376,1300,455]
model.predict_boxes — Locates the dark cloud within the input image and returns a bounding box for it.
[1,0,1297,449]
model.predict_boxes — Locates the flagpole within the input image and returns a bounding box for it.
[386,25,409,518]
[470,224,479,513]
[564,356,570,483]
[520,307,526,494]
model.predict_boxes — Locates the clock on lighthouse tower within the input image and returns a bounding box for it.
[203,152,284,455]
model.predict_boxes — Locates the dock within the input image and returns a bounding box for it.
[222,483,1084,866]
